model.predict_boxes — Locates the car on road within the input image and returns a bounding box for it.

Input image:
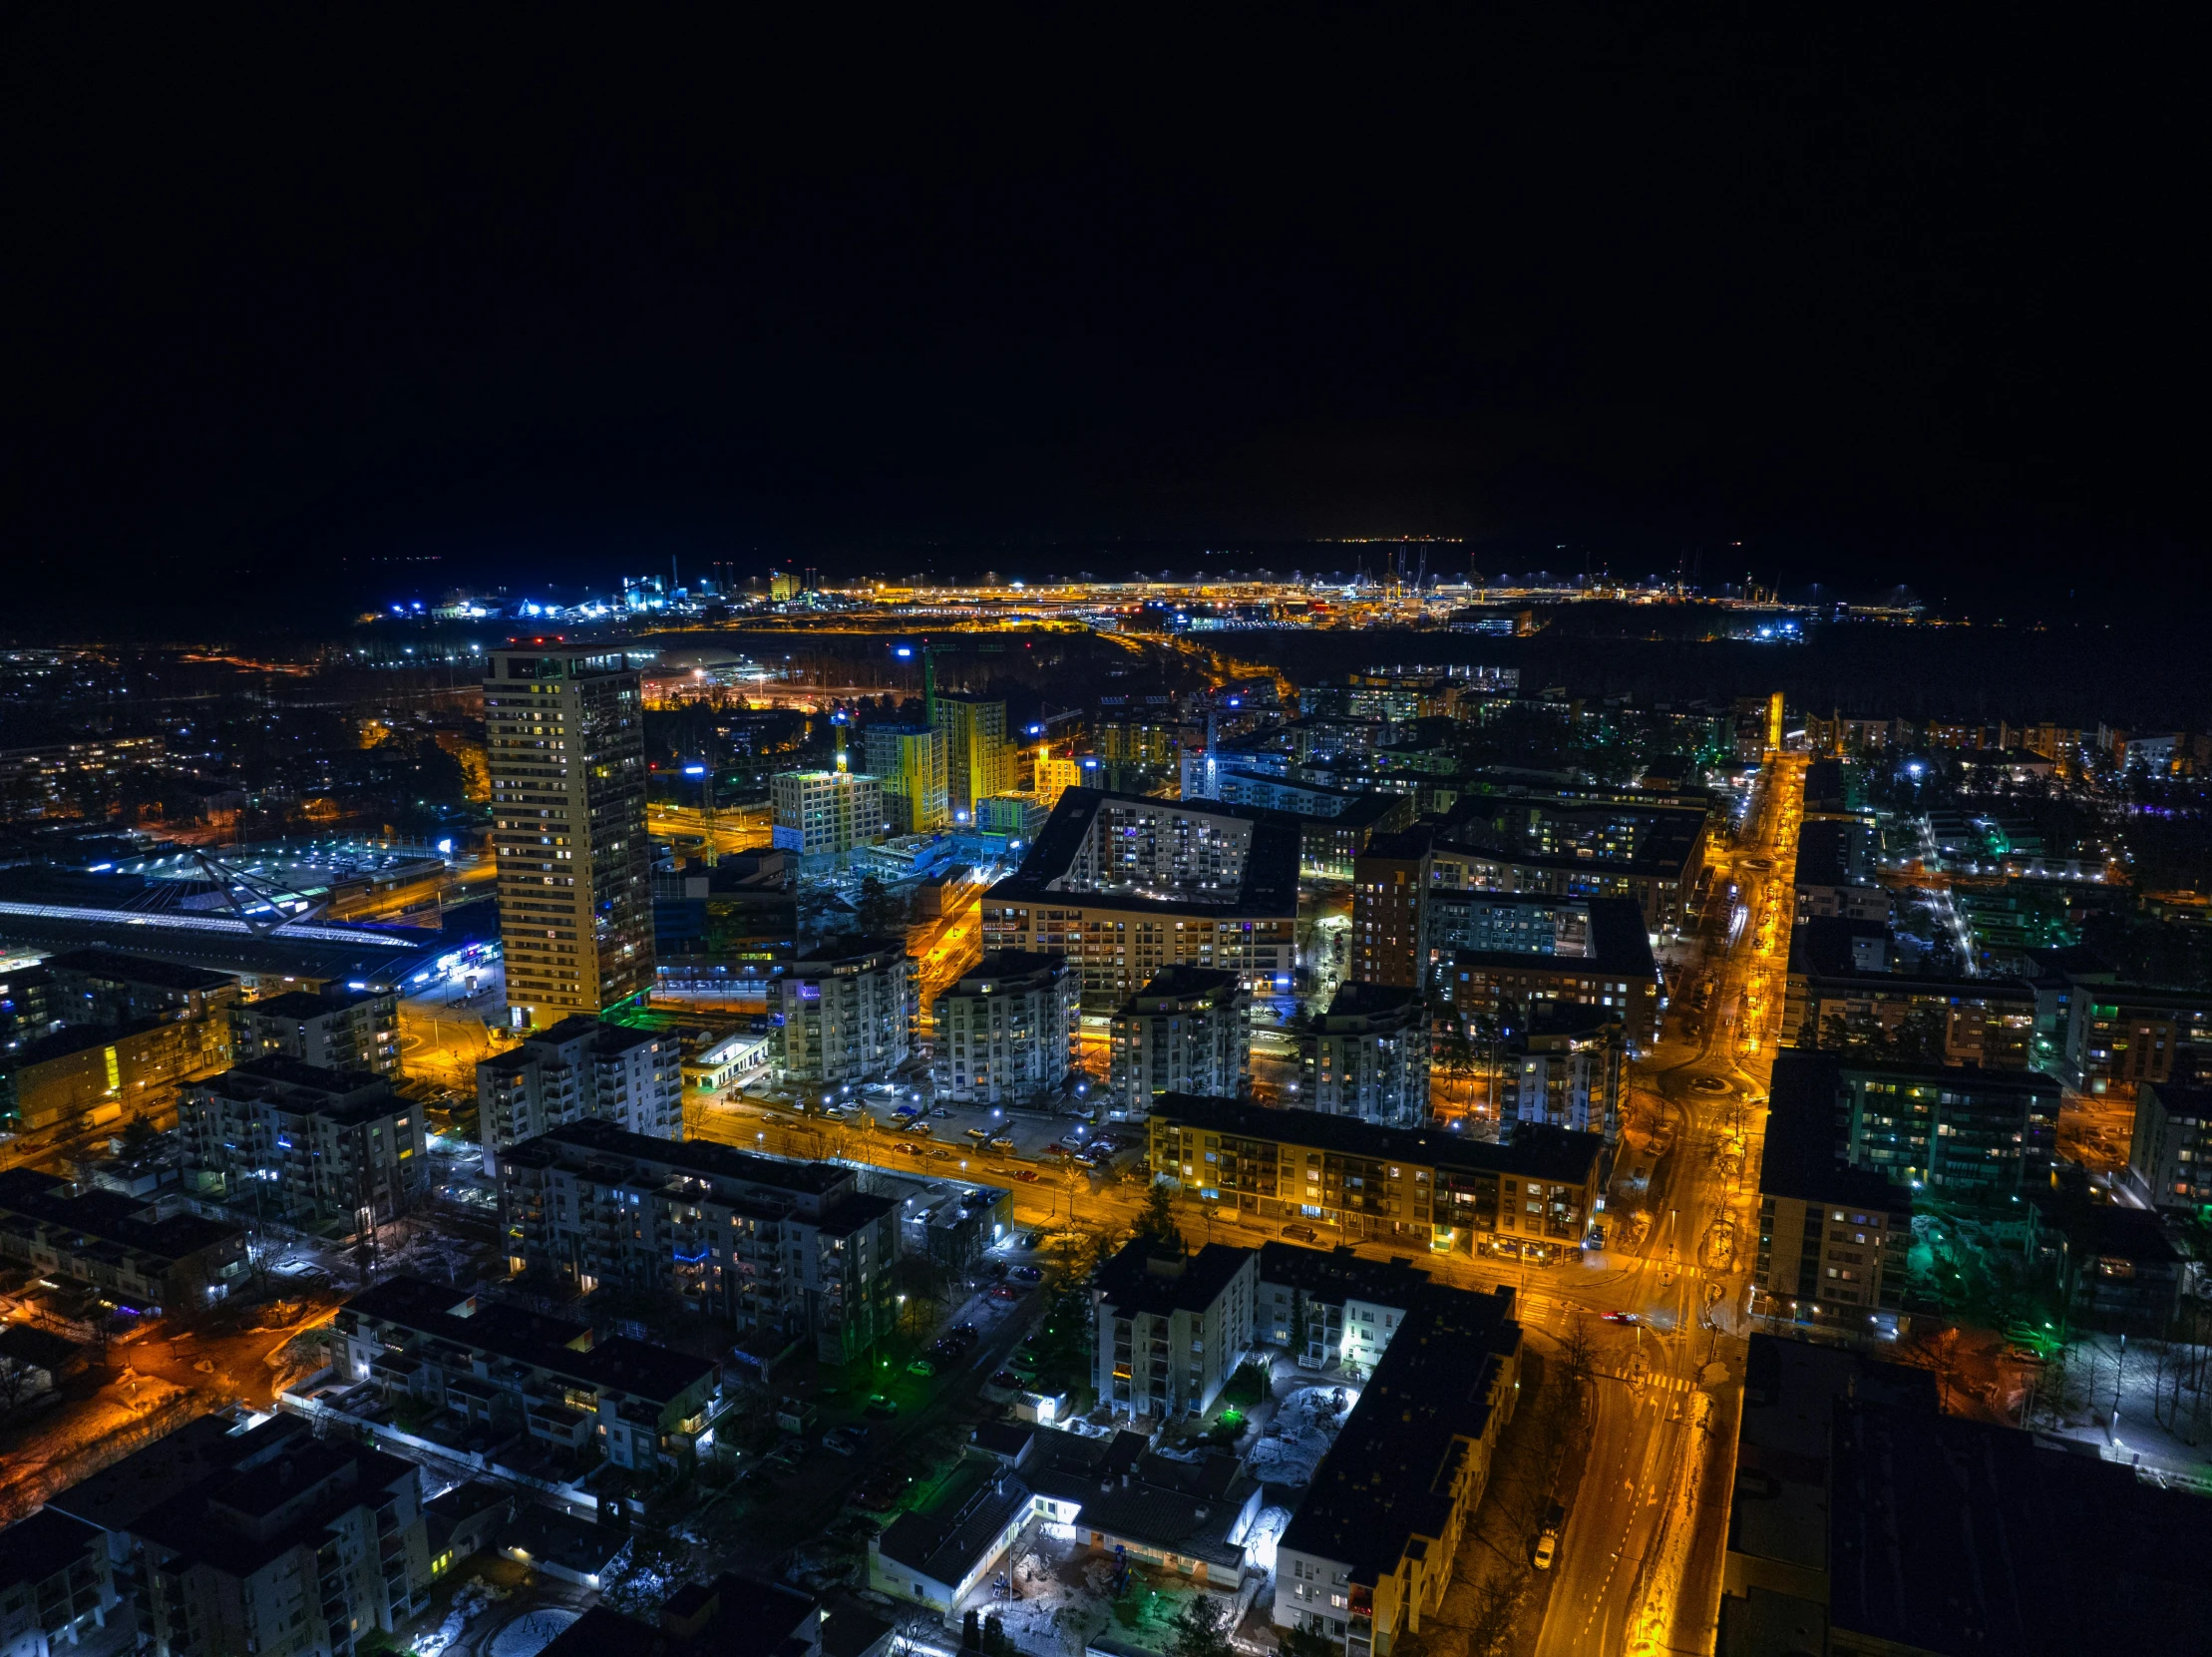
[823,1425,870,1455]
[900,1144,924,1158]
[1013,1167,1039,1182]
[989,1284,1023,1302]
[893,1105,919,1118]
[1011,1265,1043,1283]
[965,1126,991,1141]
[1602,1311,1639,1325]
[864,1394,900,1418]
[928,1147,953,1161]
[1282,1224,1318,1243]
[907,1358,935,1377]
[930,1106,950,1117]
[988,1369,1024,1390]
[988,1135,1016,1151]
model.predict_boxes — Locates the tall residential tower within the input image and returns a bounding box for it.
[486,646,654,1027]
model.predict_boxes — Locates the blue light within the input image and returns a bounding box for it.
[896,646,914,657]
[683,764,707,775]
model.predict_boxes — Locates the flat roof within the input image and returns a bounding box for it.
[985,787,1301,919]
[511,1117,857,1196]
[45,947,235,992]
[1093,1239,1253,1318]
[1439,893,1657,980]
[1152,1094,1607,1187]
[1759,1062,1902,1211]
[1279,1283,1521,1583]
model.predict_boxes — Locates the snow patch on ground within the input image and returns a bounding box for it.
[489,1609,579,1657]
[1244,1387,1353,1486]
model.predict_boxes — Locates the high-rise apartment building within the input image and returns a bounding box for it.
[1108,966,1250,1115]
[931,950,1076,1104]
[935,694,1011,817]
[771,769,886,860]
[1296,982,1429,1126]
[474,1014,682,1174]
[861,725,949,834]
[484,647,653,1027]
[777,940,918,1089]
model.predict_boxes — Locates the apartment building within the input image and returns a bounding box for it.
[2128,1078,2212,1212]
[770,769,887,861]
[1296,982,1429,1127]
[1146,1093,1607,1253]
[1091,1239,1259,1421]
[777,940,917,1089]
[484,646,654,1026]
[1430,792,1708,933]
[936,694,1012,816]
[46,1413,431,1657]
[1784,918,2034,1070]
[0,1015,232,1136]
[1754,1087,1907,1333]
[1433,894,1660,1050]
[861,724,949,835]
[1253,1243,1432,1376]
[930,950,1076,1105]
[981,789,1299,1011]
[43,950,239,1026]
[181,1056,429,1227]
[0,1508,115,1657]
[1771,1050,2057,1195]
[334,1273,724,1473]
[0,1167,246,1316]
[1496,1002,1624,1137]
[232,987,400,1078]
[1274,1284,1522,1657]
[2062,982,2212,1094]
[1350,829,1430,989]
[497,1120,902,1365]
[1108,967,1250,1116]
[475,1014,682,1174]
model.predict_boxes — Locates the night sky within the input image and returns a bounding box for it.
[4,12,2198,633]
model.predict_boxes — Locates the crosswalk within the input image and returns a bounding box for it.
[1607,1369,1697,1392]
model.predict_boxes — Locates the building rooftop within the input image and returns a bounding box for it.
[1316,981,1424,1024]
[1757,1068,1901,1212]
[1279,1283,1521,1584]
[1092,1239,1254,1318]
[1151,1094,1608,1187]
[45,948,235,992]
[942,950,1069,996]
[239,986,386,1019]
[0,1506,102,1591]
[1115,965,1243,1014]
[0,1166,244,1265]
[1256,1242,1431,1308]
[876,1456,1031,1590]
[1440,894,1657,980]
[1828,1400,2212,1655]
[986,787,1301,918]
[510,1117,856,1197]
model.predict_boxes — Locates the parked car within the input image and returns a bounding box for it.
[1282,1224,1318,1243]
[930,1106,951,1118]
[1011,1265,1043,1283]
[989,1284,1022,1302]
[988,1135,1016,1151]
[988,1369,1023,1390]
[823,1425,869,1455]
[907,1358,935,1377]
[864,1394,900,1419]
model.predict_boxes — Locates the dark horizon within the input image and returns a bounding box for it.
[4,13,2199,639]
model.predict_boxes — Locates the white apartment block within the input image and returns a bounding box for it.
[778,941,918,1089]
[930,950,1076,1104]
[474,1014,682,1174]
